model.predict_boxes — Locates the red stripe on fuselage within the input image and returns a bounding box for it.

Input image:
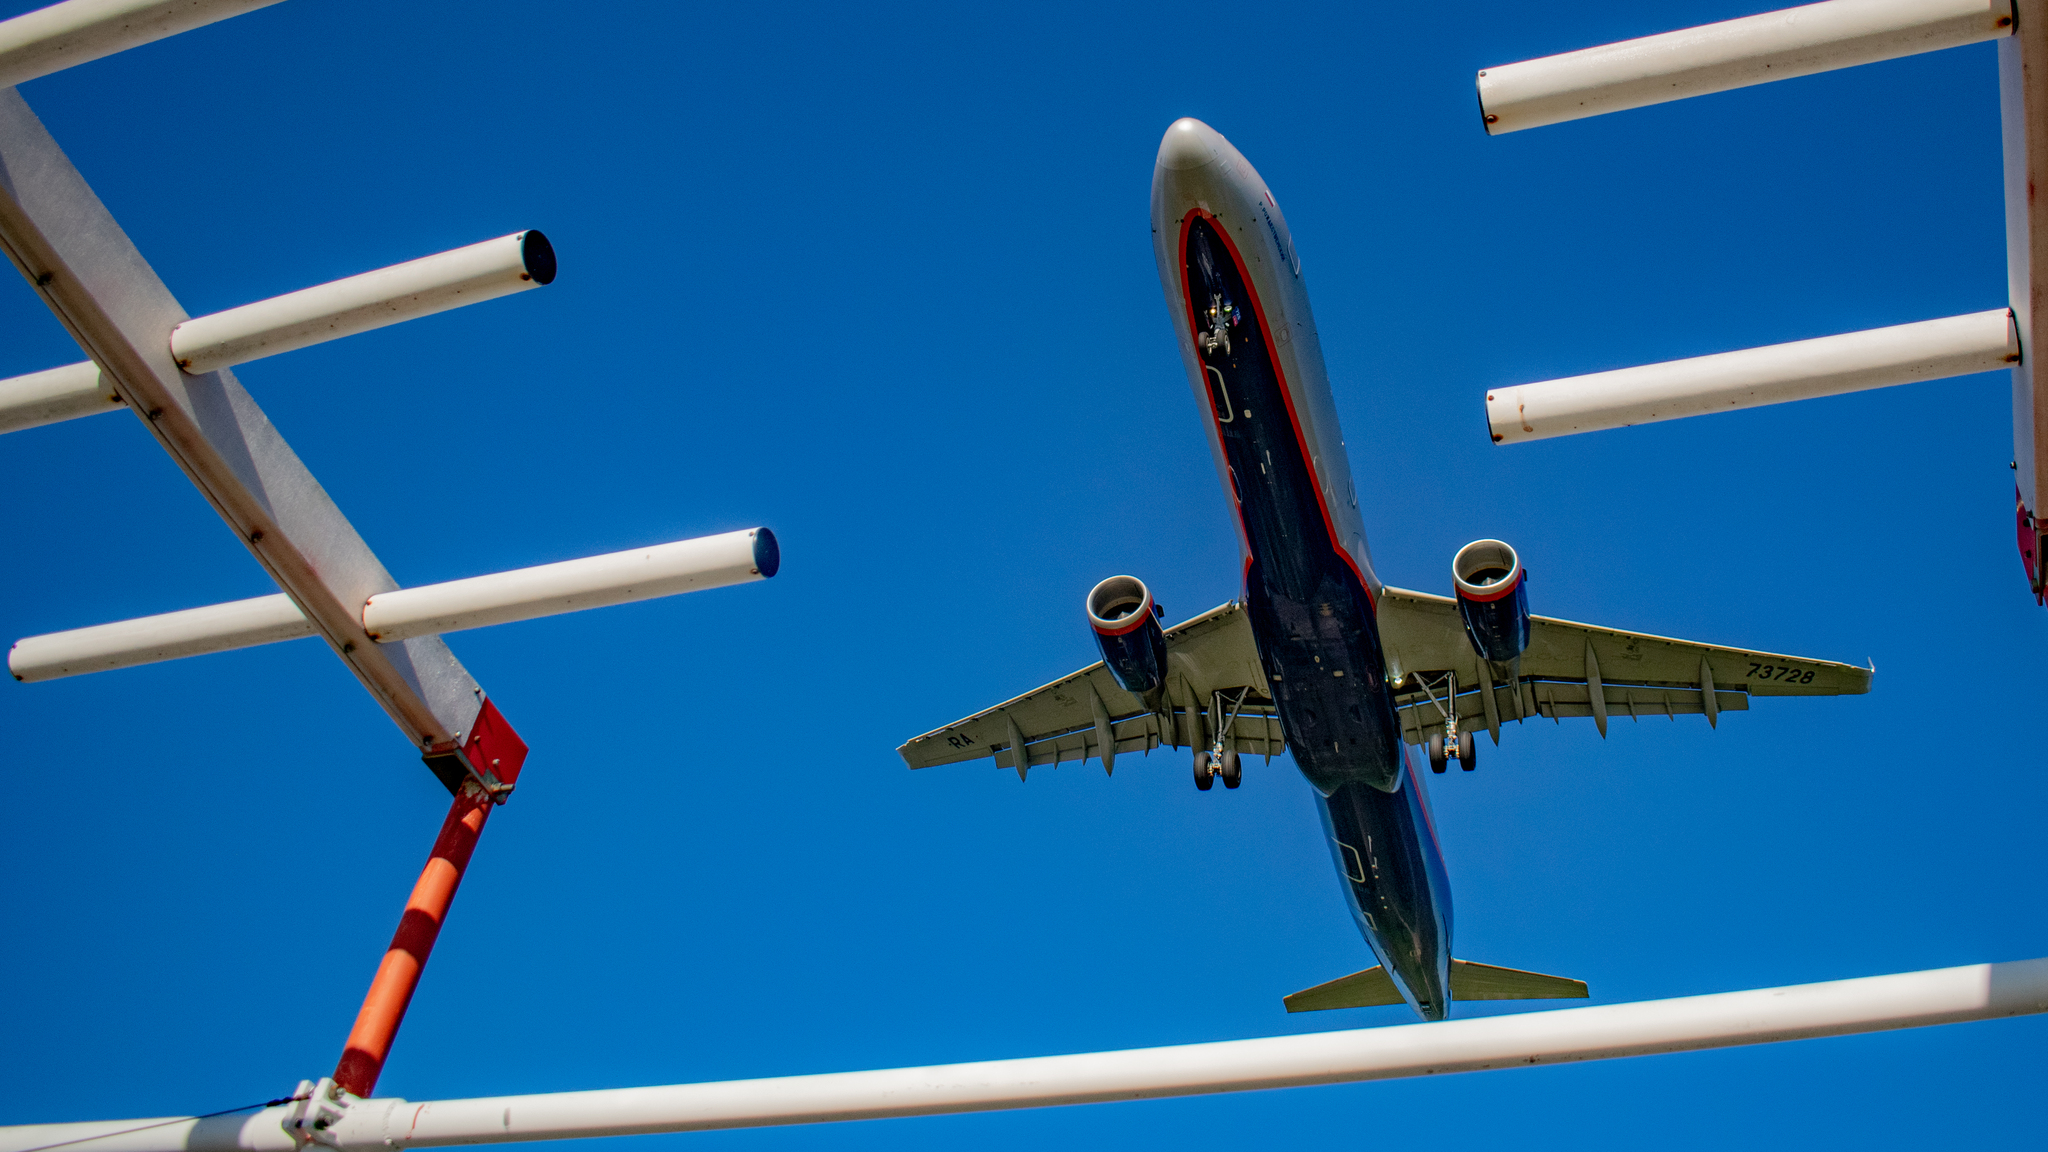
[1176,207,1375,613]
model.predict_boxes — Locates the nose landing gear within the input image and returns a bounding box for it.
[1197,292,1240,356]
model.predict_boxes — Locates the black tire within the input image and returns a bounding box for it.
[1193,750,1214,791]
[1427,732,1447,774]
[1458,736,1477,771]
[1220,748,1242,789]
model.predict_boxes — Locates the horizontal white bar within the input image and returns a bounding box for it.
[1478,0,2012,134]
[5,958,2042,1152]
[0,0,284,89]
[0,359,119,434]
[361,528,776,642]
[8,593,311,683]
[8,529,778,681]
[1487,309,2015,444]
[168,231,554,376]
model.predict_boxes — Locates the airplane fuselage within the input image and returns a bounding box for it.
[1150,118,1454,1019]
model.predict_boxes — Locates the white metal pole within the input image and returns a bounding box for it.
[1477,0,2013,135]
[2001,0,2048,596]
[1485,309,2015,445]
[0,359,119,433]
[7,593,310,683]
[8,529,779,682]
[360,528,778,642]
[0,0,285,89]
[2,233,555,434]
[168,231,554,376]
[2,958,2041,1152]
[0,89,489,751]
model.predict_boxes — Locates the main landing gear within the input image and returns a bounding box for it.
[1194,747,1242,790]
[1426,730,1476,774]
[1414,670,1478,774]
[1191,687,1251,791]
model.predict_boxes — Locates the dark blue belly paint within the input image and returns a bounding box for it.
[1181,213,1454,1018]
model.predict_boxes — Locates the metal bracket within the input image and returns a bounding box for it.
[279,1078,350,1150]
[1411,670,1461,752]
[1208,687,1251,758]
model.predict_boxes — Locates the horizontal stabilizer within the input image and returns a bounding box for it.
[1448,959,1588,1001]
[1283,960,1589,1013]
[1283,966,1402,1012]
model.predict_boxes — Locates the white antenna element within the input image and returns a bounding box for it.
[8,528,776,682]
[0,359,119,433]
[360,528,771,642]
[0,88,483,748]
[0,0,285,90]
[1485,308,2015,444]
[1478,0,2012,134]
[0,7,784,1112]
[9,595,313,682]
[169,231,554,375]
[3,958,2041,1151]
[0,232,553,433]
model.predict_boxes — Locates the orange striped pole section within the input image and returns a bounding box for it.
[332,780,494,1098]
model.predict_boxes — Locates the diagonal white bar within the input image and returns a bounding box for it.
[8,529,778,682]
[169,231,554,376]
[0,88,483,750]
[1478,0,2012,135]
[0,359,119,433]
[1485,309,2016,445]
[0,0,285,89]
[2,959,2041,1151]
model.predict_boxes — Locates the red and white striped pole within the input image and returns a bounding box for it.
[332,701,529,1099]
[332,782,494,1099]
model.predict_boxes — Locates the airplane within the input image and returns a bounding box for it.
[897,118,1873,1022]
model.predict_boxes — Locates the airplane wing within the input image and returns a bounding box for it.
[896,601,1285,778]
[1374,587,1872,746]
[898,589,1873,777]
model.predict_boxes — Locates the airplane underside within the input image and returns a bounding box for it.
[904,116,1865,1023]
[1175,206,1454,1017]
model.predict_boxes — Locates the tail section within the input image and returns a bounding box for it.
[1284,959,1587,1013]
[1283,965,1405,1012]
[1446,959,1588,1001]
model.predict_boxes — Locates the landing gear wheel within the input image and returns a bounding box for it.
[1193,750,1214,791]
[1427,733,1448,774]
[1219,748,1242,789]
[1458,737,1477,771]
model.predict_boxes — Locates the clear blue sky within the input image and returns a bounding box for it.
[1,1,2042,1147]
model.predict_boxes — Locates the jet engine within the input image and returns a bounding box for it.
[1087,575,1168,694]
[1451,539,1530,662]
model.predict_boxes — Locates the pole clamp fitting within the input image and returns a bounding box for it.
[280,1077,351,1150]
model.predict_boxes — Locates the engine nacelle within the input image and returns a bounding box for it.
[1087,575,1168,694]
[1452,539,1530,662]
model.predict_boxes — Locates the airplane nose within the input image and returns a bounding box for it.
[1156,117,1223,171]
